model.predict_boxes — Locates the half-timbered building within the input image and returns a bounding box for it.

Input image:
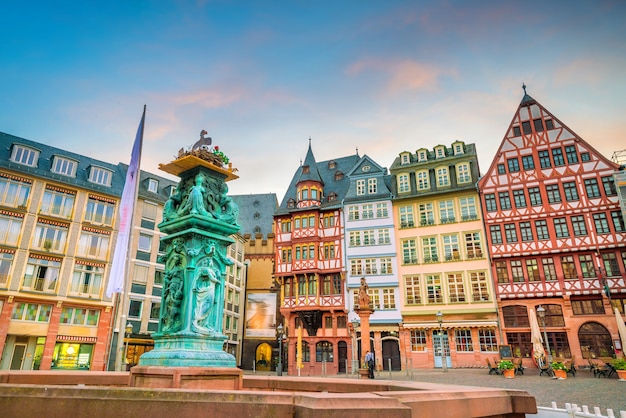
[478,89,626,365]
[274,141,356,375]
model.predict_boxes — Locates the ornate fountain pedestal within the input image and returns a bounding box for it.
[131,146,242,389]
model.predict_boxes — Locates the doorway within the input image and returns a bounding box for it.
[382,339,401,371]
[433,330,451,368]
[10,343,27,370]
[338,341,347,373]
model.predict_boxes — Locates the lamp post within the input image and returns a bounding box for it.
[351,317,360,374]
[123,322,134,370]
[276,323,284,376]
[436,311,447,373]
[537,305,553,363]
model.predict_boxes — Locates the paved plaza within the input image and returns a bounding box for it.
[246,367,626,415]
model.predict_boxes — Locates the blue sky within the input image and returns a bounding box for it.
[2,1,625,200]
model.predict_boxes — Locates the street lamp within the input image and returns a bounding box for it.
[276,323,284,376]
[123,322,134,370]
[436,311,447,373]
[536,305,553,363]
[351,317,360,374]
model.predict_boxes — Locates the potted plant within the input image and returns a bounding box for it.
[612,357,626,381]
[498,360,515,378]
[551,361,567,379]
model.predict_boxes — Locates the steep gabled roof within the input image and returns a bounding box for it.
[231,193,278,238]
[296,140,324,186]
[344,154,393,202]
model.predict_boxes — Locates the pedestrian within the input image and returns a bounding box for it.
[365,350,375,379]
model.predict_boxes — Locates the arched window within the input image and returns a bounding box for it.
[579,322,613,358]
[297,341,310,362]
[316,341,333,362]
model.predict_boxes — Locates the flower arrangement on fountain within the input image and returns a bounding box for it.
[175,131,233,169]
[212,146,229,166]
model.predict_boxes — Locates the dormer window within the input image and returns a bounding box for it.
[418,150,427,162]
[11,144,39,167]
[401,153,410,165]
[435,147,445,158]
[453,143,464,155]
[51,155,78,177]
[287,198,296,208]
[88,166,113,187]
[327,192,337,202]
[334,171,344,181]
[167,185,177,196]
[148,178,159,193]
[302,165,310,174]
[328,160,336,169]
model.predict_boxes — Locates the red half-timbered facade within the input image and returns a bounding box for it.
[274,142,358,375]
[478,89,626,365]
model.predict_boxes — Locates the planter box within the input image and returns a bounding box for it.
[358,369,369,379]
[502,369,515,379]
[554,369,567,379]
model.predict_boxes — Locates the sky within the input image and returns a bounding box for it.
[1,0,625,202]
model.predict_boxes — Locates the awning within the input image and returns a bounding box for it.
[403,321,498,329]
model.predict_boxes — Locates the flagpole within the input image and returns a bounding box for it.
[108,105,146,371]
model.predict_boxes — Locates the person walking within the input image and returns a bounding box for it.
[365,350,375,379]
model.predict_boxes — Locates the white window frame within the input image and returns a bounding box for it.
[356,179,365,195]
[11,145,39,167]
[51,155,78,177]
[69,264,104,297]
[88,166,113,187]
[417,170,429,190]
[437,167,449,186]
[397,174,410,193]
[457,163,471,184]
[367,178,377,194]
[40,188,75,219]
[77,230,110,260]
[148,178,159,193]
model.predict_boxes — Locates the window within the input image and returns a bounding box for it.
[533,119,544,132]
[436,147,445,158]
[554,217,569,238]
[11,145,39,166]
[51,157,79,179]
[546,184,561,203]
[138,233,152,252]
[154,269,165,286]
[32,221,68,252]
[382,288,395,309]
[399,205,414,227]
[349,231,360,247]
[39,188,75,219]
[507,158,520,172]
[496,261,508,283]
[0,252,15,287]
[522,121,532,135]
[356,179,365,195]
[442,234,460,261]
[405,276,422,305]
[401,154,410,164]
[437,167,449,187]
[77,230,110,259]
[88,166,113,186]
[147,179,158,193]
[511,260,524,282]
[60,307,99,326]
[23,256,60,293]
[504,223,518,243]
[11,302,52,322]
[563,182,579,201]
[133,264,149,284]
[602,252,620,277]
[552,148,565,166]
[571,215,587,236]
[602,176,617,196]
[479,329,498,352]
[490,225,503,244]
[0,175,31,208]
[455,329,473,352]
[362,204,374,219]
[129,300,143,318]
[379,257,392,274]
[571,298,605,315]
[584,178,601,198]
[565,145,578,164]
[350,259,363,275]
[281,220,292,232]
[535,220,549,240]
[513,126,521,137]
[418,150,427,161]
[545,119,555,130]
[416,170,429,190]
[538,150,551,169]
[459,197,477,220]
[397,174,410,193]
[561,256,577,280]
[612,211,625,232]
[485,194,497,212]
[439,200,455,223]
[513,189,527,208]
[418,203,434,226]
[519,222,533,241]
[0,213,22,246]
[410,330,427,351]
[348,206,359,221]
[528,187,542,206]
[542,258,557,281]
[464,232,483,259]
[593,213,610,234]
[497,164,506,174]
[470,271,490,301]
[457,163,471,183]
[70,262,104,297]
[498,192,511,210]
[364,258,376,275]
[377,229,390,244]
[579,254,595,278]
[422,237,438,262]
[447,273,465,302]
[367,178,377,194]
[425,274,443,303]
[526,259,540,281]
[84,196,115,227]
[522,155,535,170]
[376,203,388,218]
[402,239,418,265]
[581,152,591,162]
